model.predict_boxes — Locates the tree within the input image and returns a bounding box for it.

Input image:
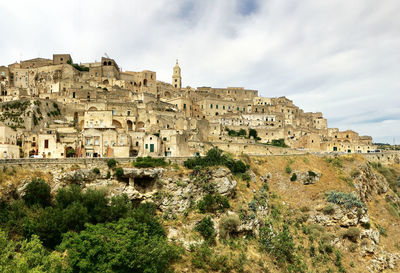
[248,128,258,139]
[23,178,51,207]
[66,148,76,158]
[59,217,181,273]
[0,230,64,273]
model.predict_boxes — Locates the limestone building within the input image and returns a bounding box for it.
[0,54,376,158]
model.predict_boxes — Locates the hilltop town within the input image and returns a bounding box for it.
[0,54,375,159]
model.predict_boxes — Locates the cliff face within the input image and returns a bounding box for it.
[0,153,399,273]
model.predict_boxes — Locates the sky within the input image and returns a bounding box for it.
[0,0,399,143]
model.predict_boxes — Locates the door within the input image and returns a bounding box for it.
[150,144,154,153]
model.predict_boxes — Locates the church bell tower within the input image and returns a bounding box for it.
[172,59,182,89]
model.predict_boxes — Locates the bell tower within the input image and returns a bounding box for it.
[172,59,182,89]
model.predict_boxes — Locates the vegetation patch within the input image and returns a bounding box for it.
[184,148,248,174]
[133,156,168,168]
[325,190,364,209]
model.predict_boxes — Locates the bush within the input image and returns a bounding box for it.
[92,168,100,175]
[285,165,292,174]
[241,172,251,182]
[195,216,215,243]
[308,170,317,177]
[59,216,181,273]
[107,158,117,168]
[133,156,167,168]
[271,139,288,148]
[55,185,83,209]
[219,214,240,239]
[184,148,248,174]
[341,227,360,242]
[198,194,230,213]
[350,168,361,178]
[290,173,297,181]
[23,178,51,207]
[325,157,343,168]
[259,224,296,266]
[115,167,124,179]
[325,190,364,209]
[248,128,258,139]
[322,204,335,215]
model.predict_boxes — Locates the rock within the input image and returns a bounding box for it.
[260,172,271,182]
[367,250,400,272]
[294,171,321,185]
[212,168,237,197]
[311,204,369,227]
[360,229,380,254]
[354,164,389,202]
[58,169,97,185]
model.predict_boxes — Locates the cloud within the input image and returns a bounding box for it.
[0,0,399,143]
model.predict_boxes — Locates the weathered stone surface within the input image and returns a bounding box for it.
[294,171,321,185]
[353,164,388,202]
[311,204,369,227]
[367,250,400,272]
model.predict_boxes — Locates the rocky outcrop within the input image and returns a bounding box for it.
[353,164,388,202]
[367,250,400,273]
[157,167,238,214]
[294,171,321,185]
[312,203,369,227]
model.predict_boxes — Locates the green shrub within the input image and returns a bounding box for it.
[308,170,317,177]
[198,193,230,213]
[59,216,181,273]
[270,138,288,148]
[106,171,111,179]
[184,148,248,174]
[322,204,335,215]
[290,173,297,181]
[115,167,124,179]
[133,156,168,168]
[325,190,364,209]
[285,165,292,174]
[23,178,51,207]
[350,168,361,178]
[195,216,215,243]
[341,227,361,242]
[241,172,251,182]
[259,224,296,266]
[325,157,343,168]
[107,158,117,168]
[92,168,100,175]
[55,185,83,209]
[219,214,240,239]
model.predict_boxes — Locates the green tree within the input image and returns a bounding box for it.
[23,178,51,207]
[0,230,65,273]
[59,217,181,273]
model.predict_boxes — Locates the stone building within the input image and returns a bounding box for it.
[0,54,376,158]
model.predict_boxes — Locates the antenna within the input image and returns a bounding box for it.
[104,53,110,58]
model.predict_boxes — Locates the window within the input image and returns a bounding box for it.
[223,105,225,110]
[72,92,75,98]
[163,137,167,141]
[127,110,131,116]
[44,139,49,149]
[135,141,139,146]
[183,104,186,109]
[145,144,148,149]
[216,105,218,109]
[112,110,116,115]
[210,104,213,109]
[60,58,63,61]
[94,139,99,145]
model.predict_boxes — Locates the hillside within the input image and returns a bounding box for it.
[0,152,399,272]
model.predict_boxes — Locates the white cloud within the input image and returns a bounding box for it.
[1,0,399,142]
